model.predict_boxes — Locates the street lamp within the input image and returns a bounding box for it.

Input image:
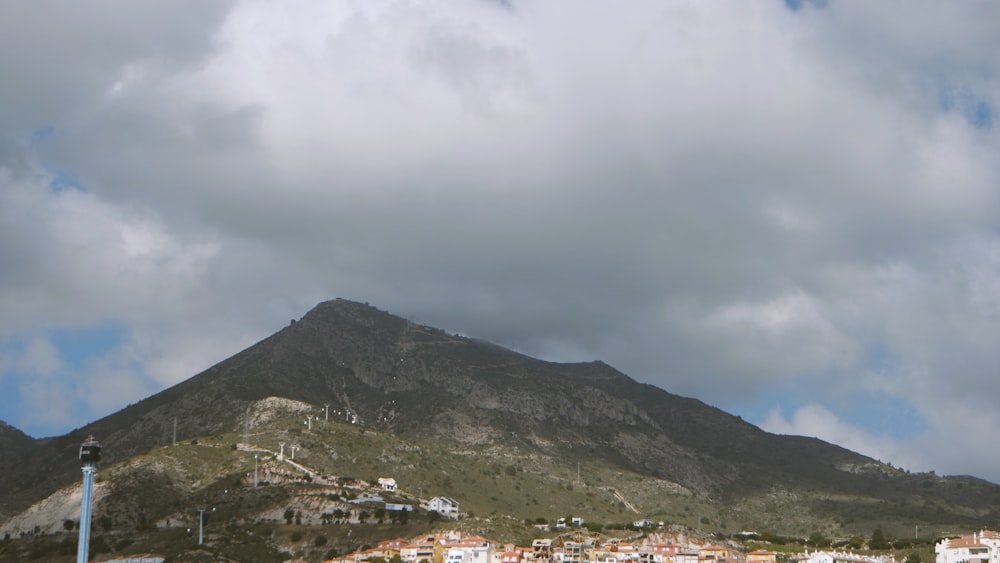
[77,436,101,563]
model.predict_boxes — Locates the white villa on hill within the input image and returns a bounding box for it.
[425,496,460,518]
[936,531,1000,563]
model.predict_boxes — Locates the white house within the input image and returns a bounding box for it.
[426,496,460,518]
[799,551,896,563]
[937,531,1000,563]
[445,545,494,563]
[378,477,397,492]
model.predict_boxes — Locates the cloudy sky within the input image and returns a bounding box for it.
[2,1,1000,481]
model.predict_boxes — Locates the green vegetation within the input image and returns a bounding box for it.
[0,406,994,562]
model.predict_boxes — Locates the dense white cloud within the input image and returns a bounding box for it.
[2,1,1000,480]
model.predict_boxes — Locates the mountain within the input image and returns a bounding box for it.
[0,421,40,522]
[3,298,1000,544]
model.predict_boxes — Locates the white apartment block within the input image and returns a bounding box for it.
[937,531,1000,563]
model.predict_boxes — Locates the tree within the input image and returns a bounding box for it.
[905,553,923,563]
[870,527,890,550]
[315,535,329,547]
[89,536,111,558]
[284,508,295,525]
[63,519,76,532]
[809,532,831,548]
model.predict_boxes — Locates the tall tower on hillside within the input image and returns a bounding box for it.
[76,435,101,563]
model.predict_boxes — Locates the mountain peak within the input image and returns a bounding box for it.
[4,298,997,542]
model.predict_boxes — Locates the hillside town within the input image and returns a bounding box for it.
[8,418,999,563]
[315,528,1000,563]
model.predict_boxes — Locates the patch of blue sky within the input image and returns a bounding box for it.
[867,343,896,372]
[0,325,128,435]
[0,340,24,425]
[970,100,994,129]
[48,322,128,371]
[939,86,994,130]
[738,380,924,441]
[48,168,82,193]
[837,391,926,439]
[27,125,56,145]
[783,0,827,12]
[23,125,87,193]
[0,339,36,433]
[0,390,24,430]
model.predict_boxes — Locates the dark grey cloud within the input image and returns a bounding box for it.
[1,1,1000,480]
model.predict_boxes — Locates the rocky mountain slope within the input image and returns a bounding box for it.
[3,298,1000,541]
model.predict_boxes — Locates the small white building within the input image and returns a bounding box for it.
[446,545,494,563]
[799,551,896,563]
[378,477,397,492]
[426,496,460,518]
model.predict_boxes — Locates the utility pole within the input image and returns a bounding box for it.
[172,417,177,446]
[77,436,101,563]
[253,455,259,488]
[324,403,330,422]
[305,415,313,432]
[197,507,206,545]
[290,445,299,460]
[278,442,285,461]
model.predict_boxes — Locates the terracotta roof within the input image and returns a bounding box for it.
[947,538,987,549]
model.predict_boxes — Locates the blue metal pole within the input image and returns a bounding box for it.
[198,508,205,545]
[77,464,95,563]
